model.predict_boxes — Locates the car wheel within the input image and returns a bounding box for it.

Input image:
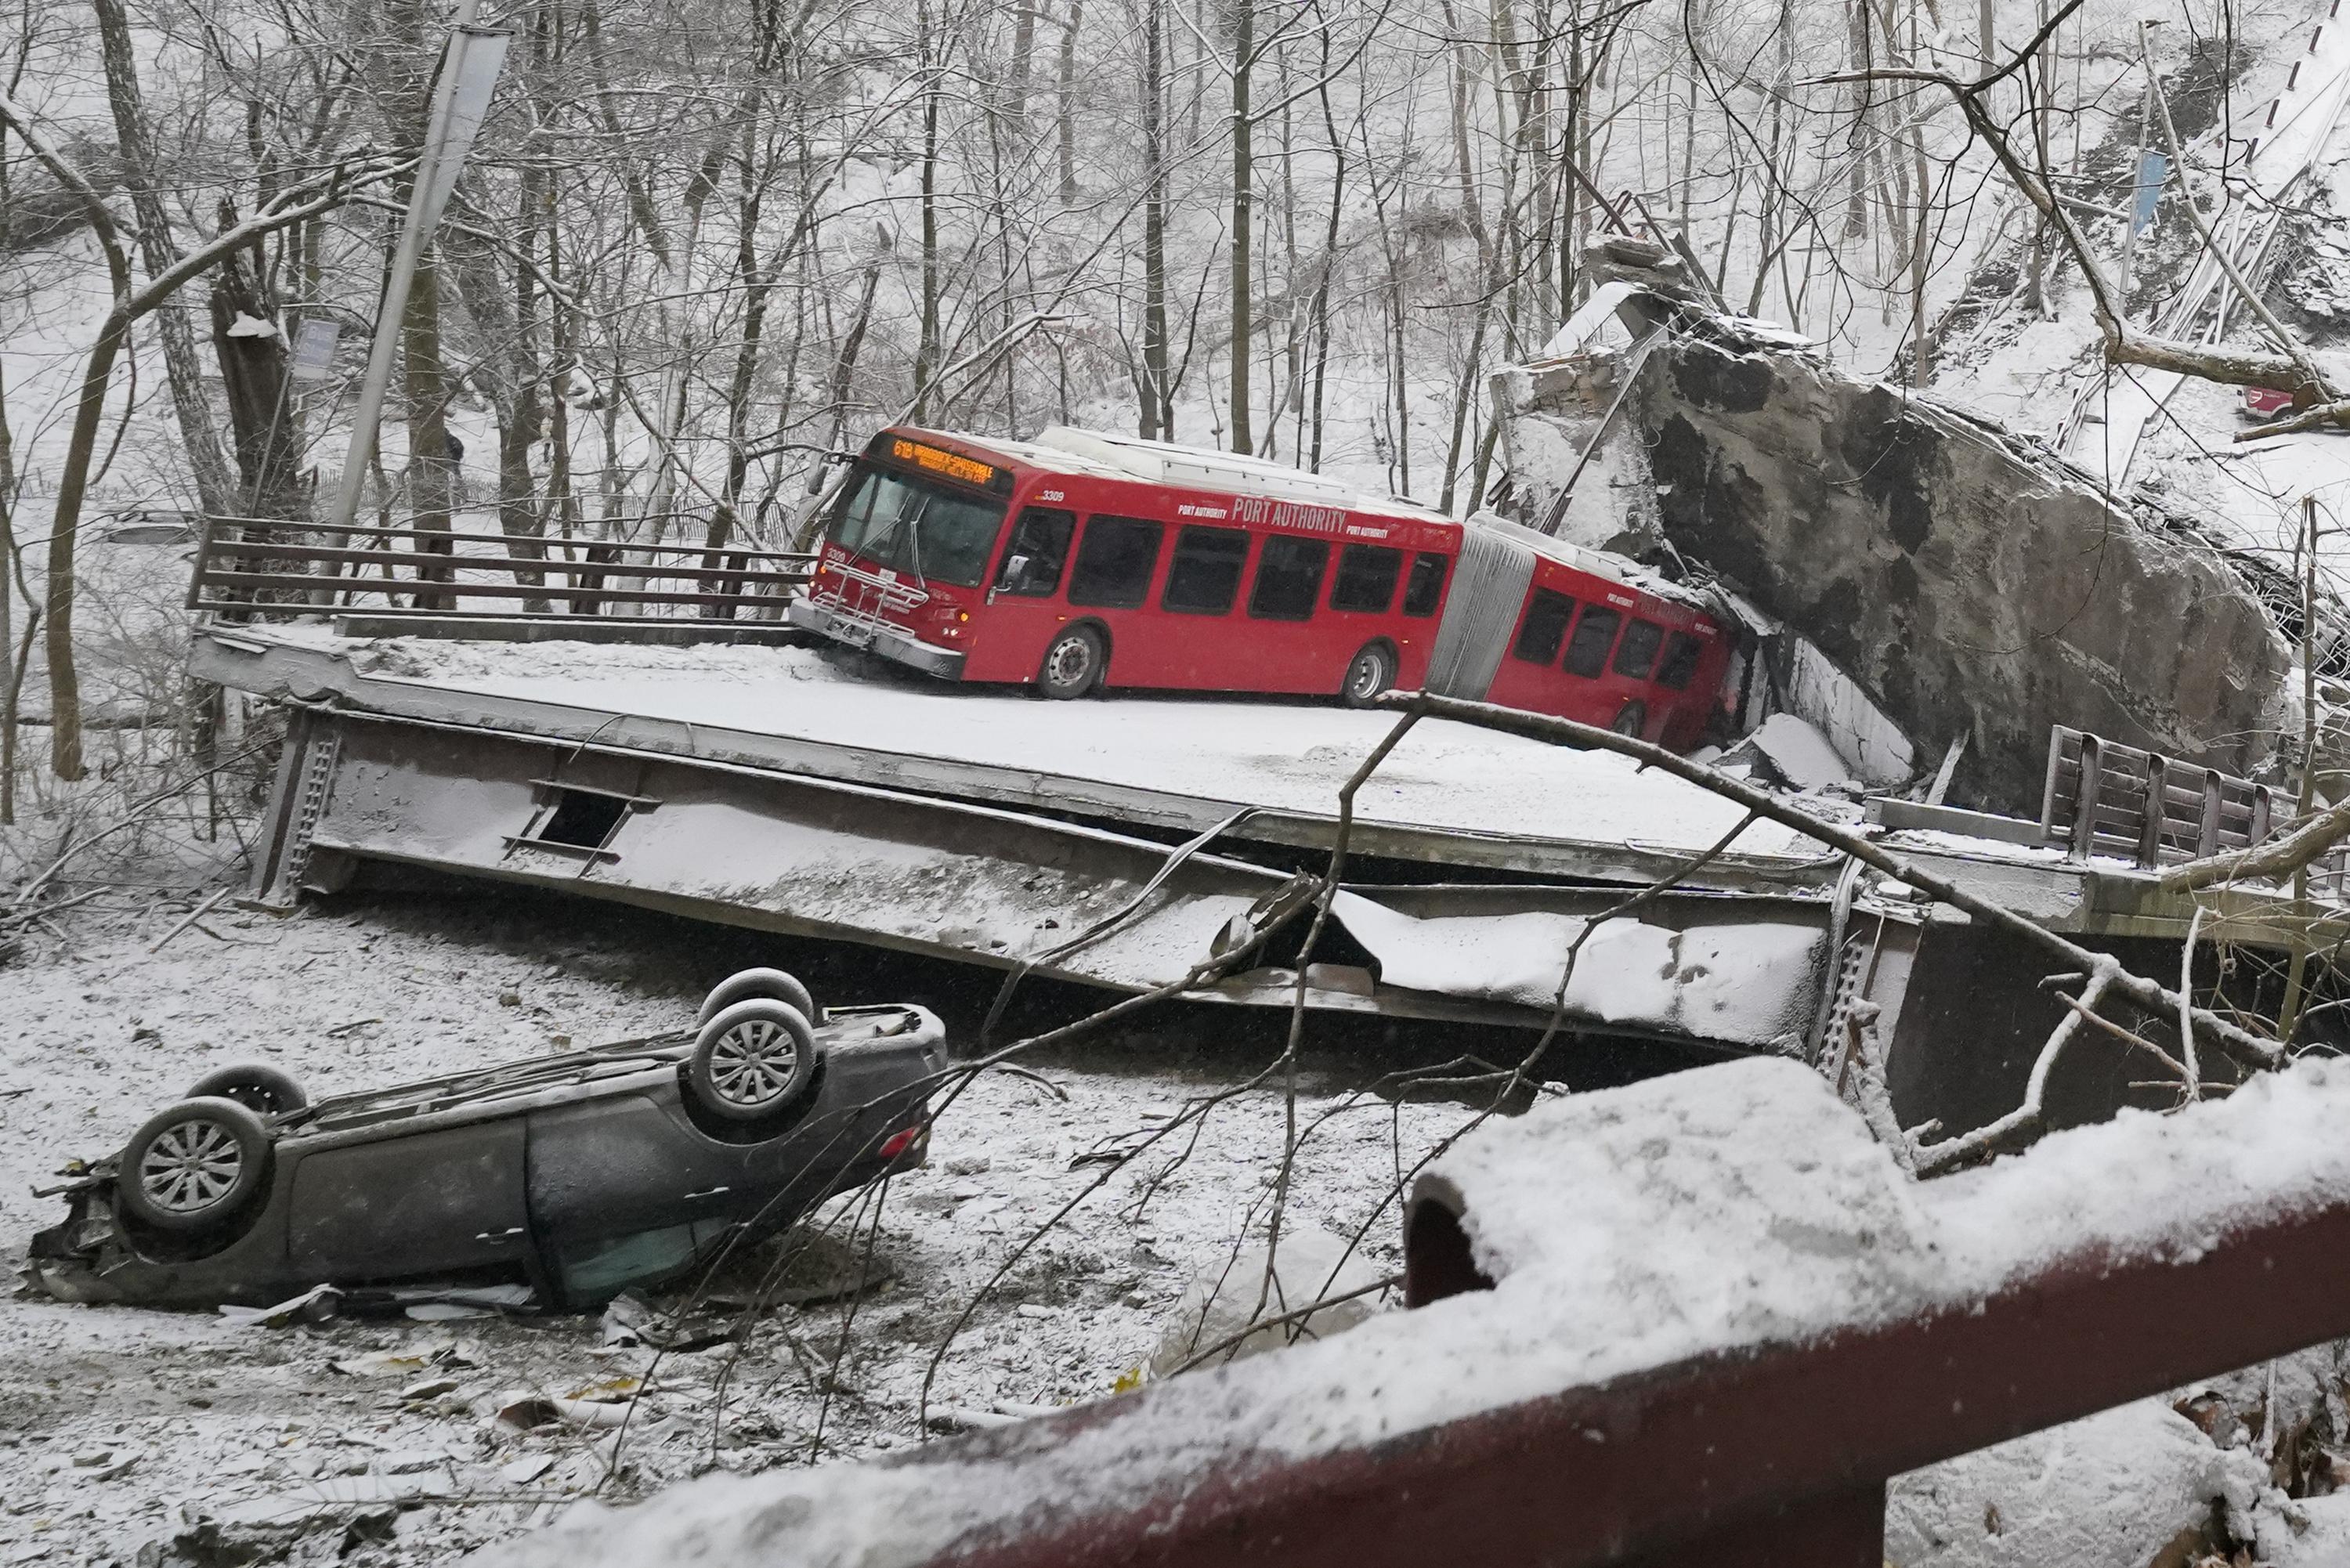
[688,1000,822,1122]
[1036,626,1104,699]
[1342,643,1397,708]
[696,967,817,1027]
[118,1097,272,1234]
[186,1062,308,1117]
[1611,701,1647,739]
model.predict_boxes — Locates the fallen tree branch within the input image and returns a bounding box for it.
[1911,966,2113,1176]
[1168,1272,1404,1376]
[2157,793,2350,894]
[2051,984,2186,1078]
[1379,692,2283,1070]
[149,888,230,954]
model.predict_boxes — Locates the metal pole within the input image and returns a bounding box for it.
[324,5,509,538]
[2116,20,2157,300]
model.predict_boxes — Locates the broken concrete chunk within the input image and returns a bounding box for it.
[216,1284,340,1328]
[1148,1229,1388,1378]
[1741,714,1856,793]
[209,1470,454,1529]
[501,1454,557,1485]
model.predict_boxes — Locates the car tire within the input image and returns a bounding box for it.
[1342,643,1397,707]
[696,967,817,1027]
[687,1000,822,1122]
[118,1097,273,1234]
[186,1062,308,1117]
[1036,626,1104,700]
[1611,701,1648,739]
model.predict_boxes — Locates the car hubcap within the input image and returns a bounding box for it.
[710,1019,798,1107]
[140,1122,243,1214]
[1047,638,1091,688]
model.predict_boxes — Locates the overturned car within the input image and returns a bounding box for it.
[27,970,945,1310]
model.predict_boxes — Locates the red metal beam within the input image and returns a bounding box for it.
[484,1065,2350,1568]
[812,1201,2350,1568]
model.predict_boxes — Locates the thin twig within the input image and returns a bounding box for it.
[149,887,230,953]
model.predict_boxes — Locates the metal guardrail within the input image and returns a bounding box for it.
[483,1060,2350,1568]
[2038,723,2350,895]
[186,514,814,626]
[2041,724,2277,866]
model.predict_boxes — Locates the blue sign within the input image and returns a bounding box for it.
[2132,151,2169,235]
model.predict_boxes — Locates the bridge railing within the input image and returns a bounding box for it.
[482,1055,2350,1568]
[186,514,813,627]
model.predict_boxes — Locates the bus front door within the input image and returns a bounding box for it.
[970,506,1079,684]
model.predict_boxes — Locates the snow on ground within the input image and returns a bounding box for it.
[0,882,1473,1565]
[241,625,1839,862]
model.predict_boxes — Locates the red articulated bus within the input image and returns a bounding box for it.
[789,425,1734,750]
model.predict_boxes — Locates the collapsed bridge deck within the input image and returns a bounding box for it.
[194,623,2305,1133]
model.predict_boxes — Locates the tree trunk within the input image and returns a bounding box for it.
[0,346,18,822]
[913,0,941,418]
[1141,0,1170,439]
[1007,0,1037,124]
[206,240,301,523]
[403,248,457,608]
[89,0,236,518]
[41,309,132,780]
[1228,0,1253,453]
[1058,0,1082,202]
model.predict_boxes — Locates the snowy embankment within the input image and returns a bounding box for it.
[474,1055,2350,1568]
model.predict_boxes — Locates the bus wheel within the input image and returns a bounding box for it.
[1611,701,1647,738]
[1037,626,1105,699]
[1342,643,1397,707]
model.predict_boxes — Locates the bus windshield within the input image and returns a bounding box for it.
[828,461,1007,589]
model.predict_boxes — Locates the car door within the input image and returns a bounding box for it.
[285,1118,532,1284]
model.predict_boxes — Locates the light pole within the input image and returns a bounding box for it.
[324,3,510,538]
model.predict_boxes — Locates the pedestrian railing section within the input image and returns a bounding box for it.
[186,514,814,625]
[2041,724,2279,867]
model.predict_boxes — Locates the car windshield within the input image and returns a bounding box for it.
[828,461,1007,589]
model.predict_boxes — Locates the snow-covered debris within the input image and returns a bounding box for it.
[1330,892,1828,1051]
[2262,1492,2350,1565]
[468,1056,2350,1567]
[1148,1228,1387,1378]
[1888,1399,2269,1568]
[1740,713,1857,792]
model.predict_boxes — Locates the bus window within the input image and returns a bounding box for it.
[994,508,1076,597]
[1510,589,1576,665]
[828,461,1004,587]
[1656,631,1705,690]
[1067,516,1165,609]
[1249,537,1330,620]
[1162,526,1250,615]
[1402,552,1448,616]
[1563,605,1622,678]
[1614,619,1665,680]
[1330,545,1403,612]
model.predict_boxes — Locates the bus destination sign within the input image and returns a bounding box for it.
[891,437,998,490]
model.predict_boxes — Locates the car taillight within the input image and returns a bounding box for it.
[879,1125,924,1159]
